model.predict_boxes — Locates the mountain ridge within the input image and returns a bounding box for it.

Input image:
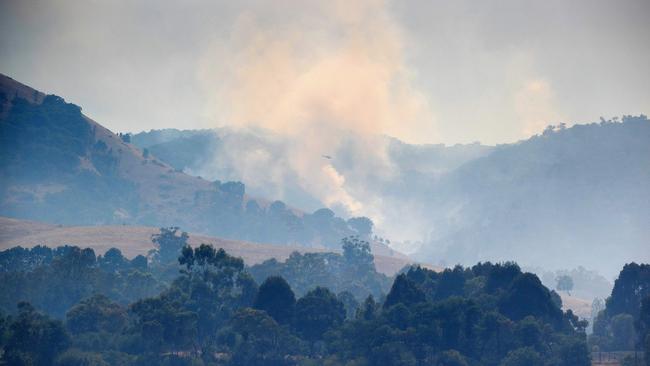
[0,73,382,250]
[129,116,650,277]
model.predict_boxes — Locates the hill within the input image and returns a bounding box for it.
[0,216,417,275]
[130,128,494,216]
[0,73,379,248]
[417,117,650,276]
[131,117,650,277]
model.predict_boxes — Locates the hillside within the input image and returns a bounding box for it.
[131,117,650,278]
[0,216,416,275]
[417,117,650,276]
[0,74,380,248]
[130,128,494,216]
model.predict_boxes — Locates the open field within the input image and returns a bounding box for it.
[559,292,593,319]
[0,216,427,275]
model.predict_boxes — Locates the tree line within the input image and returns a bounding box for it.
[0,228,646,365]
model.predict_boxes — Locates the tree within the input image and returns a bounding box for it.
[150,227,188,264]
[55,349,110,366]
[224,308,303,366]
[555,336,590,366]
[356,295,379,321]
[556,275,574,295]
[499,273,562,325]
[515,317,543,349]
[436,350,468,366]
[645,333,650,366]
[253,276,296,324]
[129,296,197,355]
[337,291,359,319]
[131,254,148,270]
[610,313,635,350]
[342,236,375,274]
[434,266,466,300]
[65,294,127,335]
[3,302,70,366]
[347,217,374,237]
[370,341,418,366]
[606,263,650,319]
[294,287,345,341]
[500,347,543,366]
[638,296,650,365]
[97,248,128,272]
[132,244,256,359]
[384,274,425,309]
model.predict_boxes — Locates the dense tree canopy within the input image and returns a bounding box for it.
[253,276,295,325]
[590,262,650,357]
[0,240,599,366]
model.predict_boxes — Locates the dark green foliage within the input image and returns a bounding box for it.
[131,255,148,271]
[610,314,636,350]
[0,245,163,317]
[555,275,574,294]
[639,297,650,365]
[0,95,91,181]
[370,341,418,366]
[498,273,563,326]
[0,93,139,225]
[356,295,379,321]
[0,245,54,272]
[249,238,390,300]
[342,236,375,275]
[98,248,130,272]
[589,263,650,352]
[253,276,295,324]
[129,294,198,354]
[130,243,256,361]
[66,295,127,335]
[435,350,468,366]
[384,274,425,308]
[646,333,650,366]
[327,264,588,365]
[2,302,70,366]
[500,347,543,366]
[0,243,594,365]
[151,227,189,264]
[337,291,360,319]
[55,349,111,366]
[607,263,650,319]
[294,287,345,341]
[434,266,467,300]
[554,336,591,366]
[220,308,304,366]
[0,82,368,248]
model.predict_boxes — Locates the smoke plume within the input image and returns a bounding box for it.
[199,0,435,220]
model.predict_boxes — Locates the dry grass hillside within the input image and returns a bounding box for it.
[558,292,593,319]
[1,73,378,247]
[0,216,420,275]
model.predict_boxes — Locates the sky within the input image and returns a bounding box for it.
[1,0,649,145]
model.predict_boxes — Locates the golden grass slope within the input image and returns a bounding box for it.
[0,216,418,275]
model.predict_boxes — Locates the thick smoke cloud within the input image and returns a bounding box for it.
[198,0,434,218]
[2,0,648,143]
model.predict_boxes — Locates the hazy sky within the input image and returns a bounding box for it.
[1,0,648,144]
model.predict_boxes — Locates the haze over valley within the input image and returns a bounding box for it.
[1,1,649,365]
